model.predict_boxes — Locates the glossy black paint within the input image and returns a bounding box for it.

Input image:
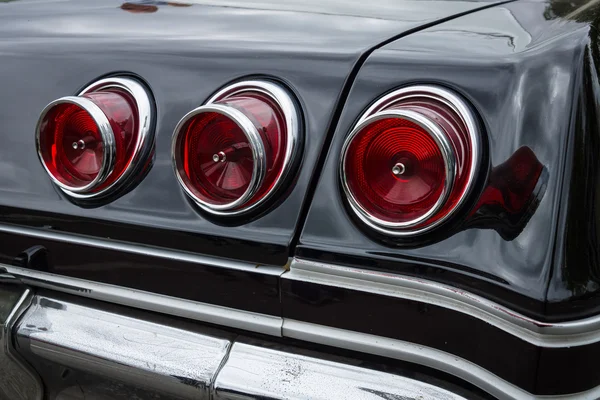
[547,0,600,319]
[297,0,595,321]
[0,0,500,266]
[0,231,281,315]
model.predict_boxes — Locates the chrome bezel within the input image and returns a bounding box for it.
[340,85,481,237]
[341,110,456,233]
[35,77,154,199]
[173,80,301,216]
[35,96,116,194]
[172,104,266,212]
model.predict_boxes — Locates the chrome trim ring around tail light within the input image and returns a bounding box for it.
[172,80,302,216]
[36,96,116,194]
[35,77,154,200]
[340,85,482,236]
[344,109,457,230]
[172,104,267,212]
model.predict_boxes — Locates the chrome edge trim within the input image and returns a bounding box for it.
[0,223,283,276]
[287,258,600,348]
[282,319,600,400]
[35,96,116,194]
[171,103,266,212]
[340,109,456,233]
[71,77,155,200]
[204,79,302,216]
[214,342,469,400]
[17,295,232,400]
[341,84,481,236]
[0,285,43,400]
[3,265,282,337]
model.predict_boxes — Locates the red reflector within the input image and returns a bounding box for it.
[36,78,153,200]
[180,111,256,205]
[173,80,300,216]
[39,102,105,189]
[341,86,481,236]
[345,116,447,224]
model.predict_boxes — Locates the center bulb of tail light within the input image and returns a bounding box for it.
[36,77,154,200]
[340,85,481,236]
[172,80,301,216]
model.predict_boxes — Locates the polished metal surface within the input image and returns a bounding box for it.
[282,319,600,400]
[35,96,116,194]
[340,108,456,232]
[0,223,284,276]
[339,84,480,236]
[9,291,482,400]
[287,258,600,348]
[172,103,266,212]
[16,295,232,400]
[7,285,600,400]
[3,263,283,337]
[0,283,43,400]
[72,77,155,200]
[214,342,468,400]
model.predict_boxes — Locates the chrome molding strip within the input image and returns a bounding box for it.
[0,223,283,276]
[17,295,232,400]
[287,258,600,348]
[282,319,600,400]
[214,342,468,400]
[3,265,282,337]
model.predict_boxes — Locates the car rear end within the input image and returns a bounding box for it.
[2,0,600,399]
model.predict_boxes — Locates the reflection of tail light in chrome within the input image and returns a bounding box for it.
[172,80,301,216]
[340,86,482,236]
[36,77,154,200]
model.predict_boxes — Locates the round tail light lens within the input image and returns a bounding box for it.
[341,86,481,236]
[173,80,301,216]
[36,77,154,200]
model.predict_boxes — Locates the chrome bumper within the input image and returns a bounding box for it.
[0,281,469,400]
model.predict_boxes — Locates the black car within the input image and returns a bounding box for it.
[1,0,599,399]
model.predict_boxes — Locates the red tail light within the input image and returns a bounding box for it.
[172,80,301,216]
[341,86,481,236]
[36,77,153,200]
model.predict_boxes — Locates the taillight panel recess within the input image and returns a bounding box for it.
[172,80,301,216]
[36,77,154,200]
[341,85,481,236]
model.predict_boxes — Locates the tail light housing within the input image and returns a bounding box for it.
[172,80,301,216]
[36,77,154,200]
[341,85,481,236]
